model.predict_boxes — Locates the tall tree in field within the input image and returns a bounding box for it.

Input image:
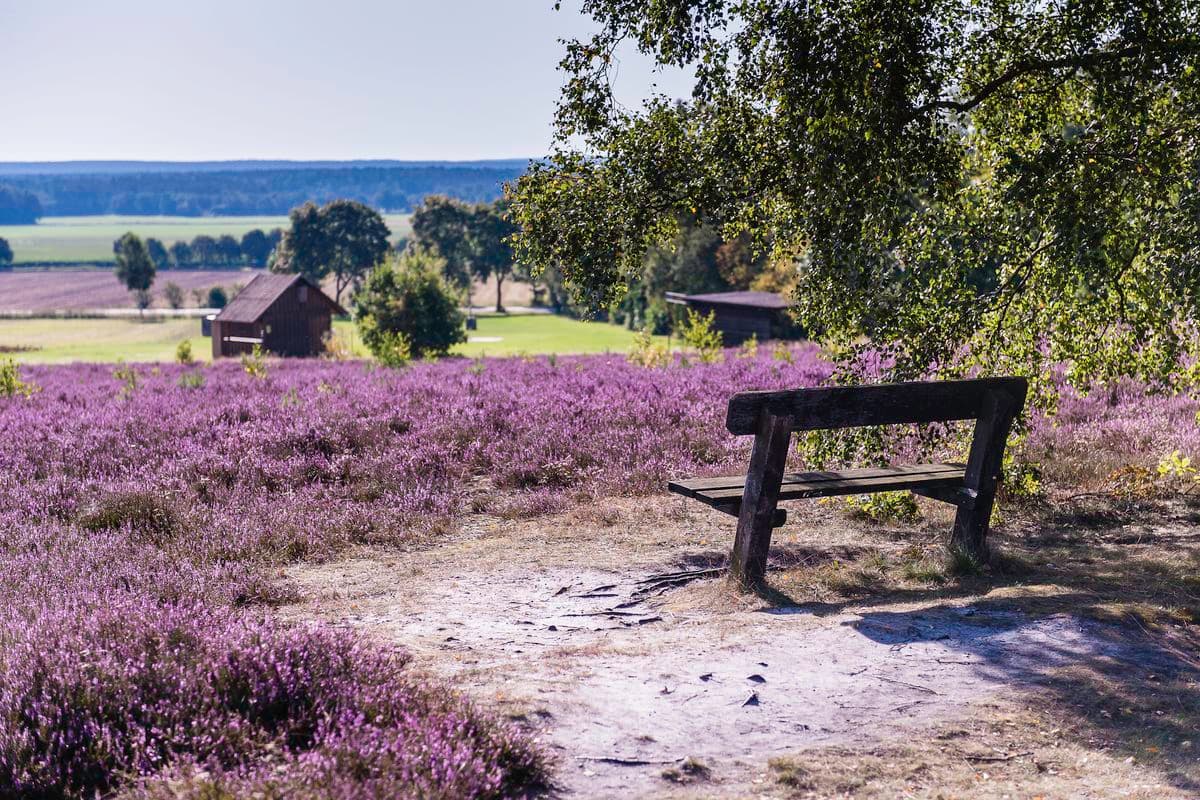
[0,237,12,271]
[145,238,170,271]
[240,229,274,267]
[321,199,392,304]
[114,233,156,313]
[273,200,391,305]
[512,0,1200,403]
[410,195,476,288]
[216,235,242,266]
[191,235,219,267]
[169,240,193,268]
[468,200,519,313]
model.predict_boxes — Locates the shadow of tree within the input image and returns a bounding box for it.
[730,496,1200,792]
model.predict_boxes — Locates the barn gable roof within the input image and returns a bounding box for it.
[215,274,346,323]
[665,290,792,310]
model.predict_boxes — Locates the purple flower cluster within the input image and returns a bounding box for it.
[0,349,1193,797]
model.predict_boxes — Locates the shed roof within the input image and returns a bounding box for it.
[665,290,792,310]
[215,273,345,323]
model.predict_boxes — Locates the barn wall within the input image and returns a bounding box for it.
[213,320,264,358]
[690,301,775,345]
[259,284,333,357]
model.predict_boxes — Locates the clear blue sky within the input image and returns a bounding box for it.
[0,0,691,162]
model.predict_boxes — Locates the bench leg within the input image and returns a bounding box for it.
[950,490,995,564]
[950,389,1020,565]
[730,412,793,589]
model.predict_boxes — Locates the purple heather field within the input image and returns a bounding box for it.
[0,349,1196,798]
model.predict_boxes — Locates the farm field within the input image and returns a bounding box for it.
[0,268,259,313]
[0,353,1196,797]
[1,213,412,264]
[0,314,662,363]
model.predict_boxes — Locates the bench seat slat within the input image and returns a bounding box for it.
[668,463,966,506]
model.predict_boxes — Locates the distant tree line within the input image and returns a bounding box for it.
[117,229,283,270]
[113,231,241,310]
[0,164,523,217]
[0,185,43,224]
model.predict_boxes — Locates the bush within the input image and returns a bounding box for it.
[206,286,228,309]
[241,344,268,379]
[355,248,466,360]
[163,282,185,309]
[627,329,670,368]
[175,340,195,365]
[679,309,724,363]
[0,359,36,398]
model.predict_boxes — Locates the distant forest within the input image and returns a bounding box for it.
[0,160,527,219]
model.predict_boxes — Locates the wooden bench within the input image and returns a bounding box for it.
[668,377,1028,588]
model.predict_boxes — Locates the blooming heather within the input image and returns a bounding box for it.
[0,350,1193,797]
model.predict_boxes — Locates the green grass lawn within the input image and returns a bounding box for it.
[0,318,211,364]
[3,214,412,264]
[0,314,658,364]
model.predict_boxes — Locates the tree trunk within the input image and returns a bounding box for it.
[495,273,505,313]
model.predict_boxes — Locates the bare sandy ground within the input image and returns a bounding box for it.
[278,497,1200,798]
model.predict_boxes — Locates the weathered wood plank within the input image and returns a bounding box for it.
[725,377,1028,435]
[729,412,793,588]
[669,463,965,496]
[670,464,966,506]
[699,470,965,504]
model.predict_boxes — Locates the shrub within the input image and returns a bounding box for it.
[112,361,139,399]
[163,282,185,309]
[371,329,413,369]
[627,328,670,368]
[77,490,181,543]
[355,248,466,359]
[175,340,195,365]
[241,344,268,379]
[679,309,723,364]
[842,491,921,524]
[206,286,228,309]
[0,359,36,398]
[0,600,543,800]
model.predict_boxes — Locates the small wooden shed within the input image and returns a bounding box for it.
[665,290,796,345]
[211,274,345,359]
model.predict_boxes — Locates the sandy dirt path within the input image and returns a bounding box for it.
[278,497,1200,798]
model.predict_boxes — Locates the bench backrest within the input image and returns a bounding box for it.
[725,377,1028,435]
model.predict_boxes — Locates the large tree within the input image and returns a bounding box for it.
[239,229,274,268]
[512,0,1200,401]
[273,200,391,305]
[144,237,170,271]
[469,201,519,312]
[410,195,476,288]
[411,197,519,311]
[114,233,156,312]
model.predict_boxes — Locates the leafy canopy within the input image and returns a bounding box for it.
[512,0,1200,399]
[114,233,157,299]
[273,200,391,305]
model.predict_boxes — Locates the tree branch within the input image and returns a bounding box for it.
[911,44,1148,118]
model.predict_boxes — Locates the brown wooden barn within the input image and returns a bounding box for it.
[211,274,346,358]
[665,290,797,344]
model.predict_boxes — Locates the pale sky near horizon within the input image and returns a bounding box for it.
[0,1,692,162]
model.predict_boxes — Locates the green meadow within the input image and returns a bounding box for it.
[0,314,661,364]
[2,214,413,264]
